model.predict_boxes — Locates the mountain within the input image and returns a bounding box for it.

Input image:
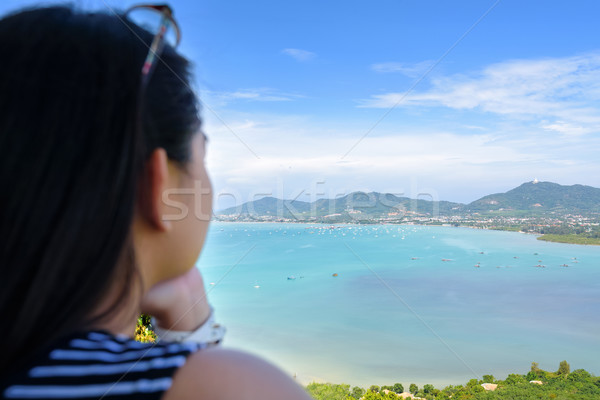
[466,181,600,213]
[218,191,464,220]
[222,196,312,219]
[216,181,600,220]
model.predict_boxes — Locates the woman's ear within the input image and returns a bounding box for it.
[138,148,172,232]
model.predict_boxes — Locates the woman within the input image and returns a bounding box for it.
[0,4,312,400]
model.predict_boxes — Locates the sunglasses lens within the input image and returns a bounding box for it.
[128,7,179,47]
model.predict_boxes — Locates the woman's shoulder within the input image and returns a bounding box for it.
[1,330,204,400]
[33,329,205,365]
[163,347,313,400]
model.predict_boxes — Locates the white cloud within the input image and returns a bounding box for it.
[281,48,316,62]
[200,53,600,205]
[360,53,600,135]
[203,88,302,106]
[541,121,589,136]
[202,111,600,204]
[371,60,435,77]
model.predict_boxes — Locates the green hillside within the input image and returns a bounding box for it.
[219,196,312,219]
[217,181,600,221]
[466,181,600,213]
[217,191,463,220]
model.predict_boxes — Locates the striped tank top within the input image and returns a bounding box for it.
[1,330,205,399]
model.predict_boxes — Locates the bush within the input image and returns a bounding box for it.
[504,373,527,385]
[305,383,350,400]
[568,369,592,383]
[368,385,380,393]
[557,360,570,376]
[350,386,365,399]
[409,383,418,394]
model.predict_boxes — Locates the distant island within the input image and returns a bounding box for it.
[215,181,600,245]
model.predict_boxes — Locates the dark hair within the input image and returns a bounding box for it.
[0,5,201,373]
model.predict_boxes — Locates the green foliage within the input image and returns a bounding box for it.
[392,383,404,393]
[538,234,600,245]
[557,360,570,376]
[409,383,418,394]
[436,391,451,400]
[368,385,380,393]
[504,373,526,385]
[466,378,480,387]
[350,386,365,399]
[530,362,540,372]
[305,362,600,400]
[525,361,549,382]
[360,391,399,400]
[468,181,600,212]
[305,383,350,400]
[482,375,495,383]
[567,369,592,382]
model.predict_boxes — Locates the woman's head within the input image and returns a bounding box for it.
[0,4,210,372]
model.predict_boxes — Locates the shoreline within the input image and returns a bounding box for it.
[211,220,600,246]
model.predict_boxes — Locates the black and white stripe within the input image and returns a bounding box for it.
[1,330,205,399]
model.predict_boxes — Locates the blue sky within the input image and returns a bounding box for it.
[3,0,600,206]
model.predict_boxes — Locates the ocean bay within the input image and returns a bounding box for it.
[198,222,600,387]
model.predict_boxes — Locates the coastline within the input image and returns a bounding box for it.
[211,220,600,246]
[537,233,600,246]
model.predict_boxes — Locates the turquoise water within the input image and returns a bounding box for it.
[197,223,600,387]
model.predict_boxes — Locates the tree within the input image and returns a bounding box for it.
[383,392,399,400]
[436,392,450,400]
[567,369,591,383]
[466,379,479,388]
[362,391,382,400]
[423,384,435,394]
[350,386,365,399]
[557,360,570,376]
[305,383,350,400]
[527,361,548,381]
[482,374,495,383]
[368,385,380,393]
[409,383,418,394]
[504,373,527,385]
[392,383,404,394]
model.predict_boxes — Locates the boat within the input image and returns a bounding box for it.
[287,275,296,280]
